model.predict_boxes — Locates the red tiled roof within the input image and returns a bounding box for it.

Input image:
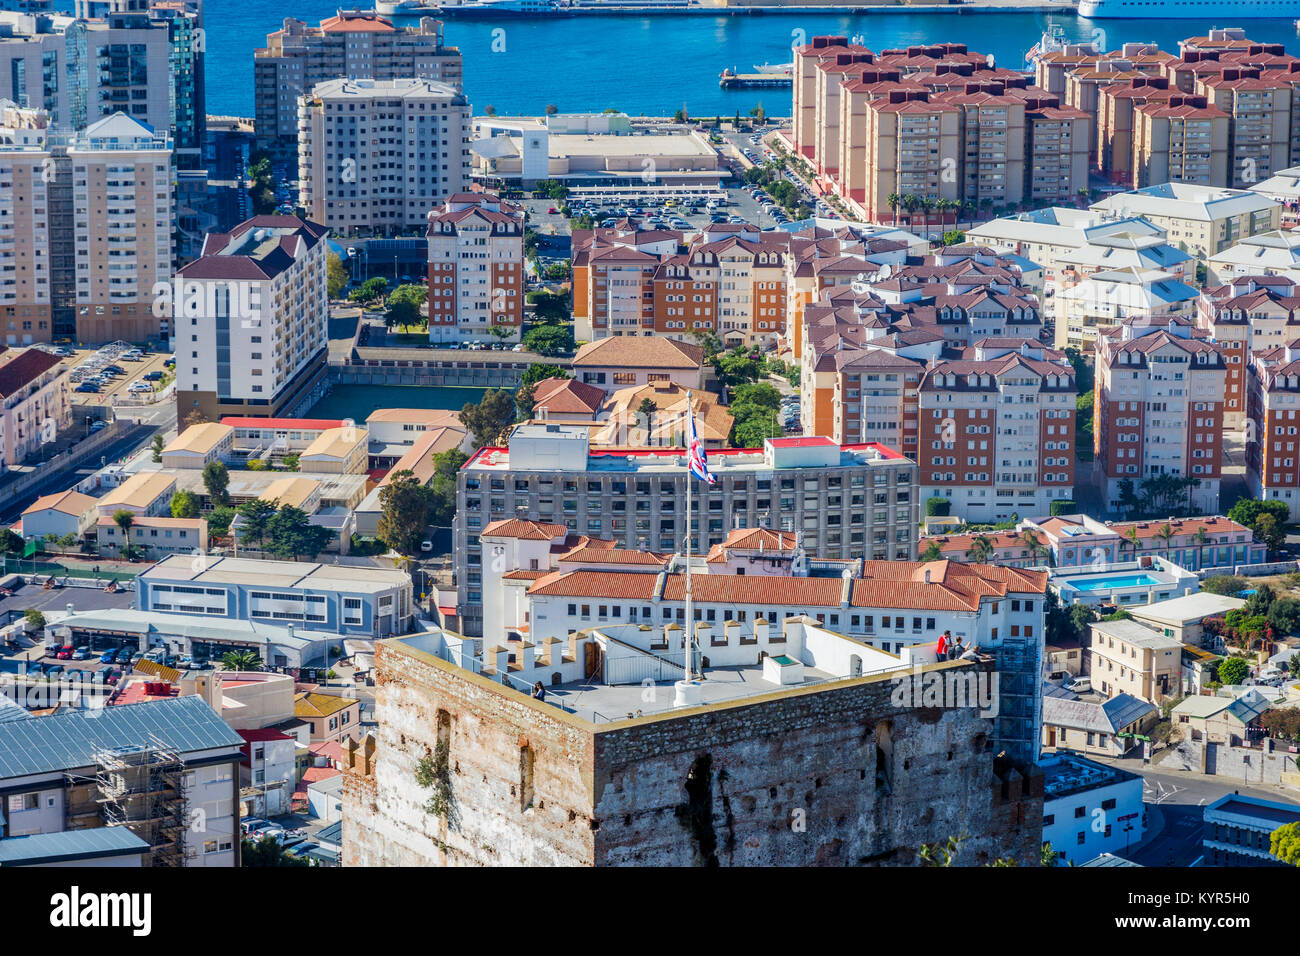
[0,349,60,398]
[480,518,569,541]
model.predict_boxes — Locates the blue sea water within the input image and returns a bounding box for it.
[203,2,1300,118]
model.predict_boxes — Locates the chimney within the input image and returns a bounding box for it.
[924,569,931,583]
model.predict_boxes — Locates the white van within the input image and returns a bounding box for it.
[1064,675,1091,693]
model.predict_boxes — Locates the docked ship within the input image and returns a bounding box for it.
[397,0,564,15]
[1078,0,1300,17]
[752,62,794,75]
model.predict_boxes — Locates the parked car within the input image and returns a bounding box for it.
[143,370,164,381]
[240,817,271,836]
[75,383,100,393]
[90,420,108,432]
[45,664,64,676]
[99,650,117,664]
[55,646,73,660]
[114,647,133,664]
[71,646,90,661]
[1064,675,1091,693]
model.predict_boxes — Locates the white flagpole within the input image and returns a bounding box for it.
[685,446,692,686]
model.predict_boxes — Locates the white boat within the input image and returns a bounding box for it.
[1025,26,1066,66]
[1079,0,1300,17]
[752,62,794,75]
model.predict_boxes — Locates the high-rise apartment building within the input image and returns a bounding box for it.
[298,77,470,238]
[1094,315,1227,515]
[254,12,462,161]
[70,111,172,343]
[172,215,330,423]
[426,192,524,345]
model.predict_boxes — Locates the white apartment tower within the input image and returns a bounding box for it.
[171,215,330,424]
[298,77,471,238]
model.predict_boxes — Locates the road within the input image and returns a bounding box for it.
[1085,754,1300,866]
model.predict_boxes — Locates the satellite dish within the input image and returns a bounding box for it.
[878,263,893,280]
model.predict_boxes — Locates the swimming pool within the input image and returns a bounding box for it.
[1072,574,1160,592]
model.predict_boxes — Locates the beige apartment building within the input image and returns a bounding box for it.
[254,12,462,160]
[0,102,54,345]
[863,92,960,223]
[298,77,470,238]
[1195,67,1293,190]
[1085,620,1183,704]
[1131,96,1231,190]
[70,112,173,344]
[1092,183,1279,260]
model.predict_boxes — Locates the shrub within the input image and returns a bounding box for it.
[925,497,951,517]
[1049,499,1075,517]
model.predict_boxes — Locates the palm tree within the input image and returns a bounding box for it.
[1123,525,1142,563]
[220,649,263,671]
[920,196,934,236]
[902,193,920,228]
[1020,529,1050,567]
[886,192,900,226]
[1155,523,1176,560]
[966,534,996,564]
[1193,525,1211,572]
[112,509,134,555]
[920,540,944,562]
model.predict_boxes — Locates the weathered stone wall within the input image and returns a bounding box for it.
[344,641,599,866]
[343,642,1043,867]
[590,666,1042,866]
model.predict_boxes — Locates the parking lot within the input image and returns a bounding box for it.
[64,342,173,408]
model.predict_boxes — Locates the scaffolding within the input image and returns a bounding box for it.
[87,734,195,867]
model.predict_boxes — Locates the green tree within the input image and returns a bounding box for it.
[459,389,517,448]
[428,449,469,528]
[377,469,431,554]
[235,498,277,550]
[731,382,781,411]
[170,490,200,519]
[242,835,310,867]
[1268,597,1300,636]
[1217,656,1249,687]
[386,283,427,332]
[23,609,45,631]
[326,252,350,300]
[1068,602,1095,638]
[729,403,781,448]
[247,152,277,215]
[749,102,766,125]
[0,528,22,553]
[521,325,574,357]
[349,277,390,307]
[715,351,761,389]
[1201,574,1247,596]
[202,460,230,507]
[265,505,330,561]
[1227,498,1290,529]
[1271,822,1300,866]
[206,506,235,538]
[520,363,571,390]
[151,434,164,463]
[920,540,944,562]
[1041,843,1059,867]
[966,535,995,563]
[526,290,569,323]
[1255,513,1285,554]
[221,649,264,671]
[112,510,134,552]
